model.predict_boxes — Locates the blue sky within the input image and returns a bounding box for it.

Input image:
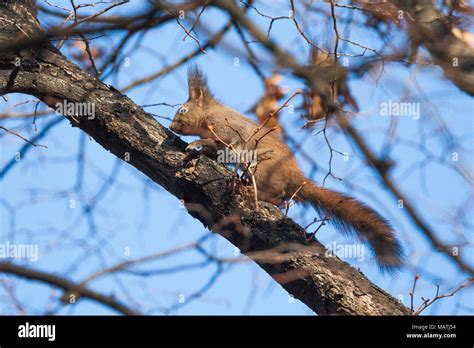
[0,0,472,315]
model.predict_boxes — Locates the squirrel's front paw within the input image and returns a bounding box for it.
[185,140,204,152]
[185,139,218,157]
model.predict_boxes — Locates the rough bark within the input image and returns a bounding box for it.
[0,0,410,315]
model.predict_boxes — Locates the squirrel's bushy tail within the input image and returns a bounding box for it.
[299,181,403,271]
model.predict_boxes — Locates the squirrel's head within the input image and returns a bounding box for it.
[170,66,216,134]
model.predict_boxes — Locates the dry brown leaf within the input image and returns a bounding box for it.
[355,0,402,26]
[252,73,286,133]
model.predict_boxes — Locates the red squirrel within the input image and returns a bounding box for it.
[170,66,403,271]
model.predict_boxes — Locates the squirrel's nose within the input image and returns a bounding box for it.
[170,120,178,132]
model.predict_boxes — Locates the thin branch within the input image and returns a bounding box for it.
[0,262,140,315]
[412,277,474,315]
[0,125,48,148]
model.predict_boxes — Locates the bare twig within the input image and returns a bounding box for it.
[412,277,474,315]
[0,125,48,148]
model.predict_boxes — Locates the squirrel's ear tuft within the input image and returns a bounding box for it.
[187,65,214,106]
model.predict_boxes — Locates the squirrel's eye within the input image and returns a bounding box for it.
[179,107,188,115]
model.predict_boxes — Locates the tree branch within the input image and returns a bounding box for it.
[0,262,140,315]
